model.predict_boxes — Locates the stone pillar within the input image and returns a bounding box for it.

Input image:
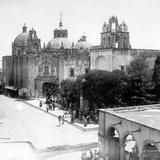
[120,139,126,160]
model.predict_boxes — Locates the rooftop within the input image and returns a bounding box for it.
[100,104,160,131]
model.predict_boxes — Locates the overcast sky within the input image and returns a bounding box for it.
[0,0,160,66]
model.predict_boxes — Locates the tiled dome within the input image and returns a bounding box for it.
[75,35,92,49]
[46,37,73,49]
[14,32,29,47]
[14,24,29,47]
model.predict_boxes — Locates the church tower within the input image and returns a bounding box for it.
[27,28,41,54]
[53,14,68,38]
[101,16,131,49]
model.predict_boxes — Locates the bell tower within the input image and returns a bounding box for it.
[27,28,41,54]
[101,16,131,49]
[53,13,68,38]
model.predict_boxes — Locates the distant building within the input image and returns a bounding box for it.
[2,56,13,85]
[2,15,160,97]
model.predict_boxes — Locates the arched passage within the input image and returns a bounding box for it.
[122,134,139,160]
[141,143,160,160]
[95,56,109,70]
[107,127,120,160]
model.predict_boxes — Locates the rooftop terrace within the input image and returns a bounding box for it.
[100,104,160,131]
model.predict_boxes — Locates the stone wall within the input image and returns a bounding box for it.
[99,105,160,160]
[2,56,13,85]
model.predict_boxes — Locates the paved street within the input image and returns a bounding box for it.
[0,95,98,160]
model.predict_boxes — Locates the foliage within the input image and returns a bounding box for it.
[126,57,155,105]
[59,57,158,119]
[81,69,129,111]
[152,55,160,101]
[43,82,59,98]
[18,88,30,99]
[60,79,81,111]
[153,55,160,84]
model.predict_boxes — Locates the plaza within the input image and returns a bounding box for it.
[0,95,98,159]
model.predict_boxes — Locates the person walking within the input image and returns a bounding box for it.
[90,150,93,160]
[39,101,42,107]
[46,104,49,112]
[61,115,64,125]
[81,151,87,160]
[58,115,61,126]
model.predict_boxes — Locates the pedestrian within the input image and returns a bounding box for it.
[52,101,55,110]
[93,150,98,160]
[58,115,61,126]
[64,111,67,118]
[90,150,93,160]
[39,101,42,107]
[61,115,64,124]
[81,151,87,160]
[84,116,87,127]
[46,104,49,112]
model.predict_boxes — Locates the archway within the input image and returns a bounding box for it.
[95,56,109,70]
[123,134,139,160]
[107,127,120,160]
[42,82,58,98]
[141,143,160,160]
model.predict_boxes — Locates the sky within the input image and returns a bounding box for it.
[0,0,160,66]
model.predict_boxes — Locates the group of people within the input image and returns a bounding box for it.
[81,150,100,160]
[38,97,57,112]
[46,97,56,111]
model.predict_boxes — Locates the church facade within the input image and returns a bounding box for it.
[3,18,91,97]
[2,16,160,97]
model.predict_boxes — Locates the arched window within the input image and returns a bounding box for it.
[44,66,49,75]
[112,22,116,32]
[108,36,111,48]
[142,143,160,160]
[70,68,75,77]
[85,68,89,74]
[121,65,125,71]
[17,50,21,56]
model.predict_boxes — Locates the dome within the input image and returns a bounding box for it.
[14,32,29,47]
[75,41,92,49]
[14,24,29,47]
[46,37,73,49]
[75,35,92,49]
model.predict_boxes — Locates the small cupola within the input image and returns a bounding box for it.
[22,23,27,33]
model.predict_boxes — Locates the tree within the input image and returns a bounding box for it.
[60,79,80,112]
[80,69,129,111]
[126,57,155,105]
[18,88,30,99]
[43,82,59,99]
[152,55,160,101]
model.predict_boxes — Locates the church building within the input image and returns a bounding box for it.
[2,16,160,97]
[3,17,91,97]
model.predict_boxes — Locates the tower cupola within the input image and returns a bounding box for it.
[100,16,131,49]
[53,13,68,38]
[22,23,27,33]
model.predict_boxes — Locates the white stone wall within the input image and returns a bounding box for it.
[90,49,132,72]
[99,107,160,160]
